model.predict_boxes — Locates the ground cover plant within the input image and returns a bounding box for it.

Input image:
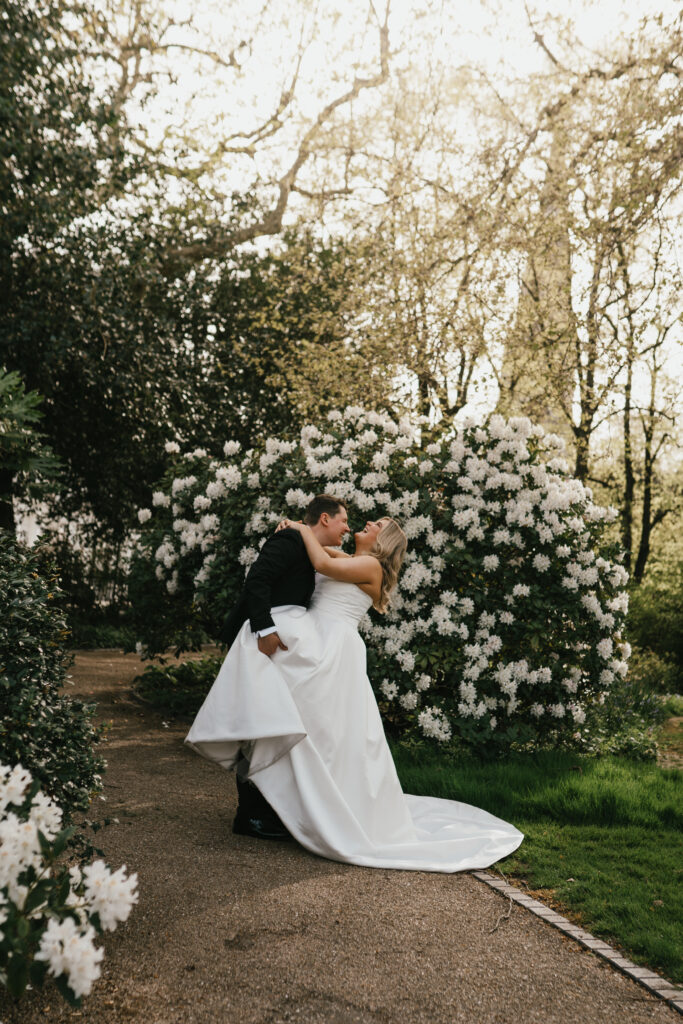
[132,408,631,757]
[392,742,683,983]
[131,655,222,718]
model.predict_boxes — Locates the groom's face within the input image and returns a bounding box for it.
[320,508,350,547]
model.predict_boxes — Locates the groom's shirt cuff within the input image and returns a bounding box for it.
[255,625,278,638]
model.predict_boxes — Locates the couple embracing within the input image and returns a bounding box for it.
[185,494,522,872]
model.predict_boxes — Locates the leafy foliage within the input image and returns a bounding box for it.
[577,657,668,762]
[206,229,394,446]
[131,656,222,718]
[628,568,683,688]
[0,369,61,532]
[0,0,130,262]
[0,532,104,813]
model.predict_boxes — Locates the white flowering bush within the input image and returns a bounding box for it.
[0,763,138,1005]
[131,409,630,754]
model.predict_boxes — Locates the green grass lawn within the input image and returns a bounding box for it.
[391,743,683,983]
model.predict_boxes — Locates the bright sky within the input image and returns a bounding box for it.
[135,0,682,134]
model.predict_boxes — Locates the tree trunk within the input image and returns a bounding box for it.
[617,240,635,573]
[633,373,656,583]
[417,372,431,420]
[497,129,574,445]
[633,443,653,584]
[621,356,634,572]
[0,468,15,533]
[573,425,590,481]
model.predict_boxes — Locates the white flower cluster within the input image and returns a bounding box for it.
[35,918,104,998]
[139,408,629,749]
[0,766,62,906]
[418,706,452,742]
[0,764,138,1002]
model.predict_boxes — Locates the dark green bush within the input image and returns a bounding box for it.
[625,645,680,695]
[572,649,672,761]
[0,531,104,815]
[67,618,137,651]
[132,655,222,718]
[627,564,683,689]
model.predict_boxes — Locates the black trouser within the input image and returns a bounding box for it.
[235,762,285,826]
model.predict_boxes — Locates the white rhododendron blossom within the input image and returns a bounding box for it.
[0,764,138,1003]
[418,706,452,742]
[81,862,139,932]
[171,475,197,496]
[35,918,105,998]
[134,410,630,752]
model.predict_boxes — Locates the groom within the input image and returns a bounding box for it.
[220,493,350,840]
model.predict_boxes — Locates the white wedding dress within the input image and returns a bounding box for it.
[185,576,523,872]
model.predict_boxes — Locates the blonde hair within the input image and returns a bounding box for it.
[370,518,408,613]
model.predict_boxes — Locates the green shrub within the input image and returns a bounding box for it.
[628,565,683,687]
[0,532,104,814]
[569,651,671,761]
[132,656,222,718]
[661,693,683,717]
[625,646,680,695]
[67,619,137,651]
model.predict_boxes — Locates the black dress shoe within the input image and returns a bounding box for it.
[232,811,293,842]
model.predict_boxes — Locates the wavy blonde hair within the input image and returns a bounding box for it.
[370,517,408,613]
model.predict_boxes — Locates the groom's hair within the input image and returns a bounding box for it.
[304,494,347,525]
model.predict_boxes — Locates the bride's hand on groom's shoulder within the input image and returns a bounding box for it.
[275,518,303,533]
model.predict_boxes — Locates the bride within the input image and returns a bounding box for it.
[185,516,523,872]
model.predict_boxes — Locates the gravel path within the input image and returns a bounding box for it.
[2,651,679,1024]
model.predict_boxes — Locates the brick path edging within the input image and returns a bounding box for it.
[472,870,683,1016]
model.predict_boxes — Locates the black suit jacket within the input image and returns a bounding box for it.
[220,528,315,647]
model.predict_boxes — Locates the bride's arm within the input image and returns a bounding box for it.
[274,521,347,557]
[287,523,380,585]
[323,546,351,559]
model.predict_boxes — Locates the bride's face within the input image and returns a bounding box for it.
[354,519,386,549]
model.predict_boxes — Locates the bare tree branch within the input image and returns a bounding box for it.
[164,1,392,266]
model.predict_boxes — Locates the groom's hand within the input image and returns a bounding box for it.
[258,632,288,657]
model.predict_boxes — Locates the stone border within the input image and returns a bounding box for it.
[472,870,683,1016]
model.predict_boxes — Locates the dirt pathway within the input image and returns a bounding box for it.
[2,651,679,1024]
[659,716,683,771]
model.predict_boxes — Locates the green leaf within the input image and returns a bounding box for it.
[6,953,29,998]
